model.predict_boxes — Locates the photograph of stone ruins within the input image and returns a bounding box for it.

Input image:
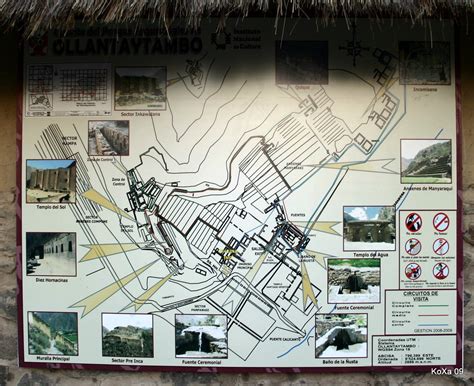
[26,160,76,203]
[88,120,130,156]
[102,314,153,358]
[315,314,368,358]
[26,232,76,276]
[114,67,166,110]
[343,206,396,251]
[28,312,78,356]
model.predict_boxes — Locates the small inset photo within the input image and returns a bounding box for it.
[315,314,368,358]
[401,139,452,184]
[28,311,78,356]
[88,120,130,156]
[26,159,76,203]
[399,41,451,85]
[102,313,153,358]
[275,41,328,85]
[327,258,381,303]
[175,314,228,358]
[115,67,167,110]
[343,206,395,251]
[26,232,76,276]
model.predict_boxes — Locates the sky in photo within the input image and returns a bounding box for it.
[344,206,383,221]
[102,314,152,331]
[401,139,450,159]
[116,67,166,79]
[27,159,75,170]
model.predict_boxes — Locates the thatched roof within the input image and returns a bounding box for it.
[1,0,473,37]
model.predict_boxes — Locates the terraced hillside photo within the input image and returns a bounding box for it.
[401,139,452,183]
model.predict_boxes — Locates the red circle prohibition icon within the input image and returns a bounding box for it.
[405,263,422,280]
[433,262,449,280]
[405,238,422,255]
[405,212,422,232]
[433,212,450,232]
[433,238,449,256]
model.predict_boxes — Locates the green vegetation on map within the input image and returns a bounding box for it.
[328,258,380,268]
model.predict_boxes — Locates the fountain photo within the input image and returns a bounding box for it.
[102,313,153,358]
[315,314,368,358]
[327,258,381,303]
[343,206,396,251]
[28,311,78,356]
[175,314,228,358]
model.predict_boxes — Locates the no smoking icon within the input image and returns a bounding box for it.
[433,212,450,232]
[405,212,422,232]
[433,238,449,256]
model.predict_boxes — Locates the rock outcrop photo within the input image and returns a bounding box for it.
[102,314,153,358]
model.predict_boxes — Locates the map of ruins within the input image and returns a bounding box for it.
[19,19,462,370]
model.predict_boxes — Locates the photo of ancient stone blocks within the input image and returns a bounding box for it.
[327,258,381,303]
[88,120,130,156]
[343,206,395,251]
[275,41,328,85]
[315,314,367,358]
[401,139,452,184]
[26,232,76,276]
[28,312,78,356]
[102,313,153,358]
[399,41,451,85]
[175,314,228,358]
[114,67,166,110]
[26,159,76,203]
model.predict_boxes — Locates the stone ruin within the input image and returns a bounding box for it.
[28,165,76,194]
[91,125,129,156]
[101,126,129,155]
[315,325,367,357]
[328,268,380,287]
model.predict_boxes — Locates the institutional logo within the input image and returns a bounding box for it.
[28,34,48,56]
[211,31,232,50]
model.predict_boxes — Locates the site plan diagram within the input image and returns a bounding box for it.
[18,19,463,371]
